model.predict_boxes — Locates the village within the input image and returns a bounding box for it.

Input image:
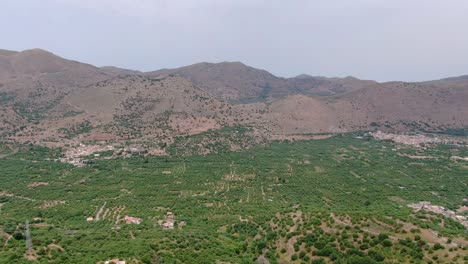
[371,131,442,146]
[58,143,152,167]
[371,131,468,147]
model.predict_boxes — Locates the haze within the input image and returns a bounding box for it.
[2,0,468,82]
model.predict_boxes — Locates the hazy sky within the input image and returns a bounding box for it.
[1,0,468,81]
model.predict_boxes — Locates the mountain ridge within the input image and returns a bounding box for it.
[0,48,467,152]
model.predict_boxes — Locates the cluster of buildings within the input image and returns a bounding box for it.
[59,143,149,167]
[371,131,441,146]
[408,201,468,228]
[60,143,115,166]
[162,211,175,229]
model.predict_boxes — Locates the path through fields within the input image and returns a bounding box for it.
[95,202,106,221]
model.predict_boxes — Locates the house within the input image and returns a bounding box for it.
[86,217,94,222]
[162,221,174,229]
[124,215,142,225]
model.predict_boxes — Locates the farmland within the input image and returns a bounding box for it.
[0,134,467,263]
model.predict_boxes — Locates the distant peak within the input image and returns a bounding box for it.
[21,48,53,54]
[294,74,314,79]
[343,76,358,80]
[220,61,245,66]
[191,61,247,67]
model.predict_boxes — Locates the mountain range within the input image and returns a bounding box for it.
[0,48,467,152]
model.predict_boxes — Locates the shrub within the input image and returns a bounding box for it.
[368,249,385,262]
[433,243,445,250]
[381,239,392,247]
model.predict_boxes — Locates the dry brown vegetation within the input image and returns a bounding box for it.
[1,48,467,154]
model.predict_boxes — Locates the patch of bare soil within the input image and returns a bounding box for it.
[47,243,64,251]
[398,154,436,159]
[28,182,49,188]
[38,200,65,209]
[451,156,468,161]
[24,250,37,261]
[95,202,106,221]
[387,196,406,204]
[314,166,325,173]
[169,116,221,135]
[0,191,35,201]
[32,222,50,228]
[270,134,334,141]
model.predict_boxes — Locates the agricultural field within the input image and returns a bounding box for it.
[0,134,467,263]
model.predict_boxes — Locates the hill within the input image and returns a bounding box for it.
[148,62,377,101]
[0,49,112,137]
[0,48,467,263]
[0,48,467,152]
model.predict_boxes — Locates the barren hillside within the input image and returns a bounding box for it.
[0,48,467,153]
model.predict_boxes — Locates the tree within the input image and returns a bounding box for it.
[368,250,385,262]
[433,243,444,250]
[13,232,24,240]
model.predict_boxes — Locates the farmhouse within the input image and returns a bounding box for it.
[124,215,142,225]
[162,211,176,229]
[162,222,174,229]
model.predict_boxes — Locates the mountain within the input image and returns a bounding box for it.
[147,62,377,101]
[0,48,82,75]
[148,62,280,101]
[1,48,467,152]
[0,49,115,137]
[336,81,468,129]
[0,48,110,94]
[282,75,377,98]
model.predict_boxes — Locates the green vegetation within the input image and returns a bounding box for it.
[58,121,93,139]
[167,125,255,155]
[436,127,468,136]
[0,91,15,104]
[13,97,62,122]
[62,110,85,118]
[0,134,466,263]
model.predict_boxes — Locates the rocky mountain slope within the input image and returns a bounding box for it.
[0,48,467,153]
[0,49,111,137]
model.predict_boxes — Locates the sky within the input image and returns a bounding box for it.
[1,0,468,82]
